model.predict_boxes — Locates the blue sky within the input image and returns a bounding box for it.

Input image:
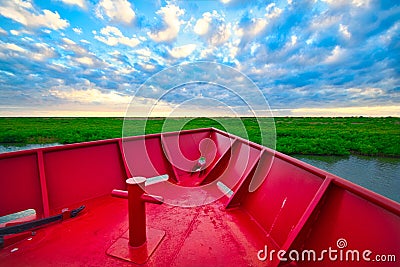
[0,0,399,116]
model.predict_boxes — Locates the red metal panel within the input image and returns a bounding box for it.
[178,131,211,162]
[242,155,324,247]
[43,142,126,211]
[181,131,234,186]
[161,131,211,179]
[211,131,234,156]
[199,139,238,186]
[289,184,400,267]
[37,150,50,217]
[280,177,332,250]
[0,153,43,217]
[159,130,236,185]
[212,141,262,191]
[117,138,131,178]
[200,131,235,179]
[226,148,271,208]
[123,136,176,181]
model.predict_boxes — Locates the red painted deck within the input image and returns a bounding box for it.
[0,128,399,266]
[0,195,270,266]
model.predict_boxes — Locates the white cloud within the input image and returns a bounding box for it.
[339,24,351,39]
[310,15,341,30]
[291,35,297,46]
[0,27,7,35]
[50,87,131,105]
[96,0,135,24]
[321,0,343,5]
[355,87,385,97]
[0,41,55,61]
[290,105,399,117]
[167,44,196,58]
[74,56,94,66]
[95,26,140,47]
[135,48,152,57]
[249,42,260,56]
[228,41,239,58]
[21,36,34,42]
[251,18,268,36]
[73,27,82,34]
[324,46,346,64]
[235,18,267,38]
[194,11,231,46]
[322,0,371,8]
[194,12,212,35]
[9,28,32,36]
[199,46,215,58]
[265,3,282,19]
[59,38,104,67]
[61,37,87,55]
[139,62,155,71]
[1,42,27,53]
[60,0,86,9]
[351,0,371,7]
[235,3,282,40]
[134,47,153,62]
[0,0,69,30]
[31,43,56,61]
[62,37,76,45]
[378,22,399,46]
[114,66,135,75]
[147,3,185,42]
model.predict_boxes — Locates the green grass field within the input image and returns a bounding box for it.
[0,117,399,157]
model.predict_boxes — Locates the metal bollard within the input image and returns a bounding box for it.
[115,177,163,247]
[108,176,165,263]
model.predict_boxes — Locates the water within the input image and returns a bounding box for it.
[294,155,400,203]
[0,143,61,153]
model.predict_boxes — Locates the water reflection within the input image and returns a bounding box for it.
[294,155,400,203]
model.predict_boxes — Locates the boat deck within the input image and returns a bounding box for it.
[0,195,274,266]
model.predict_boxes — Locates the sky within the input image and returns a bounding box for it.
[0,0,399,117]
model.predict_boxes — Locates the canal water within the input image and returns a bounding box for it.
[0,144,398,203]
[0,143,61,153]
[294,155,400,203]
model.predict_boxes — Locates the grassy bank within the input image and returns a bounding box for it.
[0,117,399,157]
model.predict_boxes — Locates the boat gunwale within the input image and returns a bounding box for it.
[0,127,398,213]
[210,127,400,212]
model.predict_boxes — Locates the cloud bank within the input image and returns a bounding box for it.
[0,0,399,116]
